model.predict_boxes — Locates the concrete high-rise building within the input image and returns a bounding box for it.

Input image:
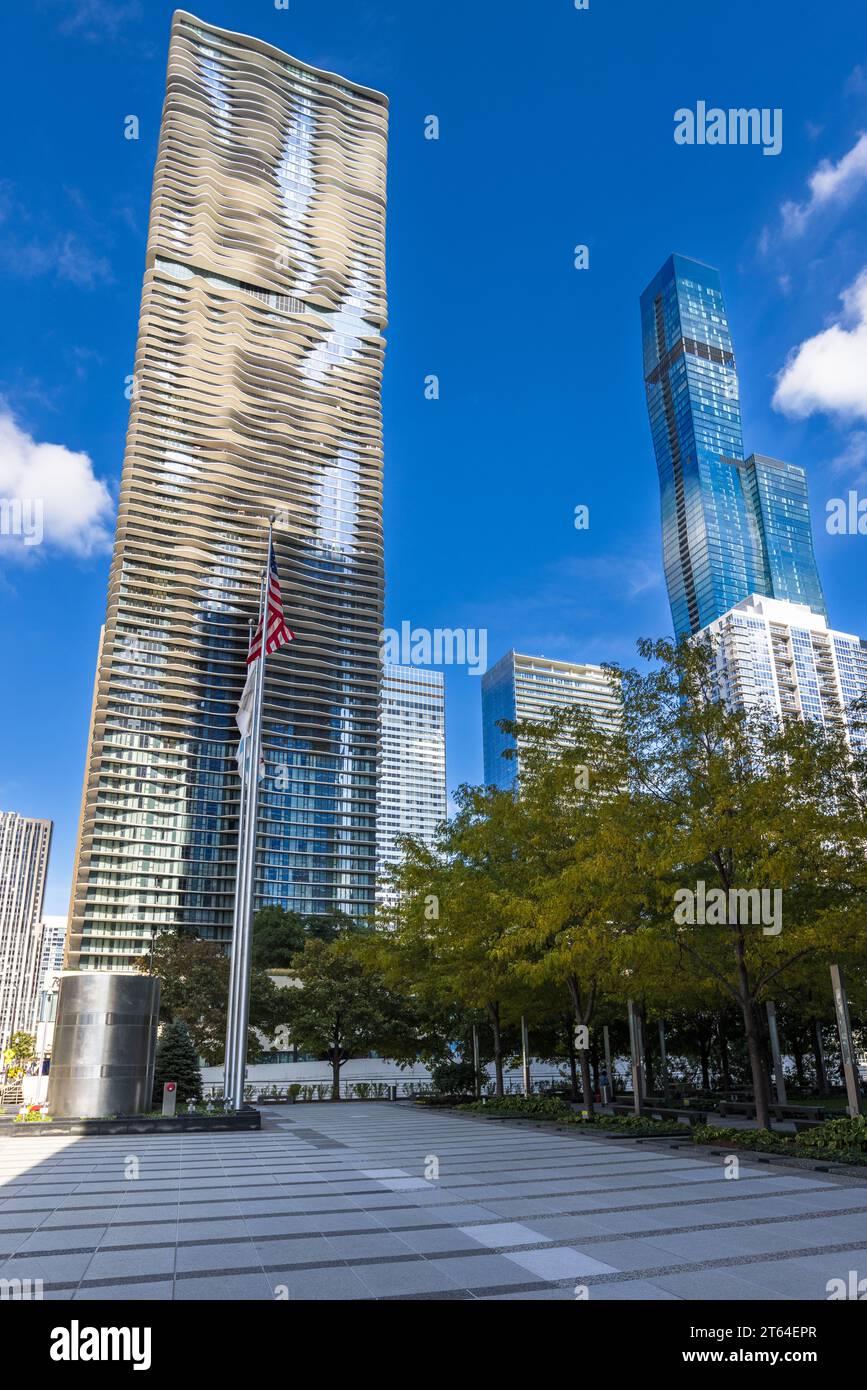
[0,812,52,1052]
[640,255,826,638]
[376,665,446,904]
[37,915,67,979]
[482,652,620,791]
[703,595,867,747]
[67,13,388,971]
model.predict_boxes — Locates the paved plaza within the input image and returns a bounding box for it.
[1,1104,867,1300]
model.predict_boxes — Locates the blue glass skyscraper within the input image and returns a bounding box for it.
[738,454,827,619]
[640,255,826,637]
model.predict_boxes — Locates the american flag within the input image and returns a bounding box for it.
[248,539,294,664]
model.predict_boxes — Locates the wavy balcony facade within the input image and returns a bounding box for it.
[66,12,388,971]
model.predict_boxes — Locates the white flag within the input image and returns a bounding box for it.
[236,664,256,777]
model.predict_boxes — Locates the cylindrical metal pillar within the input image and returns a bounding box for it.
[47,972,161,1118]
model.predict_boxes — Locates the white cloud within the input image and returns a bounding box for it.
[781,133,867,235]
[828,431,867,485]
[773,269,867,422]
[54,0,142,40]
[0,410,114,558]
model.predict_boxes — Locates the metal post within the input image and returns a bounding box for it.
[830,964,862,1117]
[521,1016,531,1097]
[226,532,271,1110]
[658,1018,669,1099]
[765,1002,787,1106]
[472,1024,481,1098]
[627,999,644,1115]
[603,1025,613,1099]
[812,1018,828,1096]
[224,614,259,1107]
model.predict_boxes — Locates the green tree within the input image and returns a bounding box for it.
[280,937,422,1098]
[610,636,865,1129]
[152,1019,203,1106]
[252,905,362,969]
[136,933,283,1065]
[382,787,537,1096]
[4,1032,36,1078]
[492,701,639,1114]
[251,907,306,968]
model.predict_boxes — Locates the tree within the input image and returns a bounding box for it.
[382,787,536,1096]
[279,937,422,1098]
[251,907,306,969]
[152,1020,202,1106]
[610,636,865,1129]
[252,905,362,969]
[136,933,283,1065]
[492,701,639,1115]
[4,1032,36,1078]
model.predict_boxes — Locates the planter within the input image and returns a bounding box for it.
[8,1108,261,1137]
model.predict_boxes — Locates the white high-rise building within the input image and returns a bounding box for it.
[377,665,446,904]
[703,594,867,744]
[482,651,621,790]
[0,812,52,1053]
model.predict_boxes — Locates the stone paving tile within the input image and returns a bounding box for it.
[505,1246,619,1279]
[175,1241,263,1273]
[264,1265,373,1300]
[459,1221,547,1248]
[74,1280,173,1301]
[652,1268,795,1300]
[15,1226,107,1253]
[249,1235,342,1267]
[351,1257,465,1298]
[99,1221,178,1247]
[323,1231,416,1260]
[85,1245,176,1280]
[174,1272,273,1300]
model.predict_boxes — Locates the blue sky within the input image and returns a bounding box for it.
[2,0,867,913]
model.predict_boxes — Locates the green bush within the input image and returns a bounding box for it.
[794,1115,867,1155]
[463,1095,574,1121]
[430,1059,478,1096]
[691,1124,788,1152]
[585,1114,685,1136]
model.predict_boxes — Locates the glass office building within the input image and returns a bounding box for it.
[482,652,620,791]
[66,13,388,970]
[376,664,446,907]
[640,255,826,637]
[738,455,827,619]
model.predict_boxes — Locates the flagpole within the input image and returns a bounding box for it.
[224,561,267,1106]
[228,521,272,1109]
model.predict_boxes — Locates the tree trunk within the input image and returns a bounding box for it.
[793,1037,806,1091]
[488,1003,504,1097]
[718,1016,732,1091]
[591,1038,601,1094]
[640,1001,654,1097]
[731,925,771,1127]
[812,1018,828,1096]
[741,998,771,1128]
[565,1017,579,1101]
[699,1037,711,1091]
[567,974,595,1117]
[331,1048,342,1100]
